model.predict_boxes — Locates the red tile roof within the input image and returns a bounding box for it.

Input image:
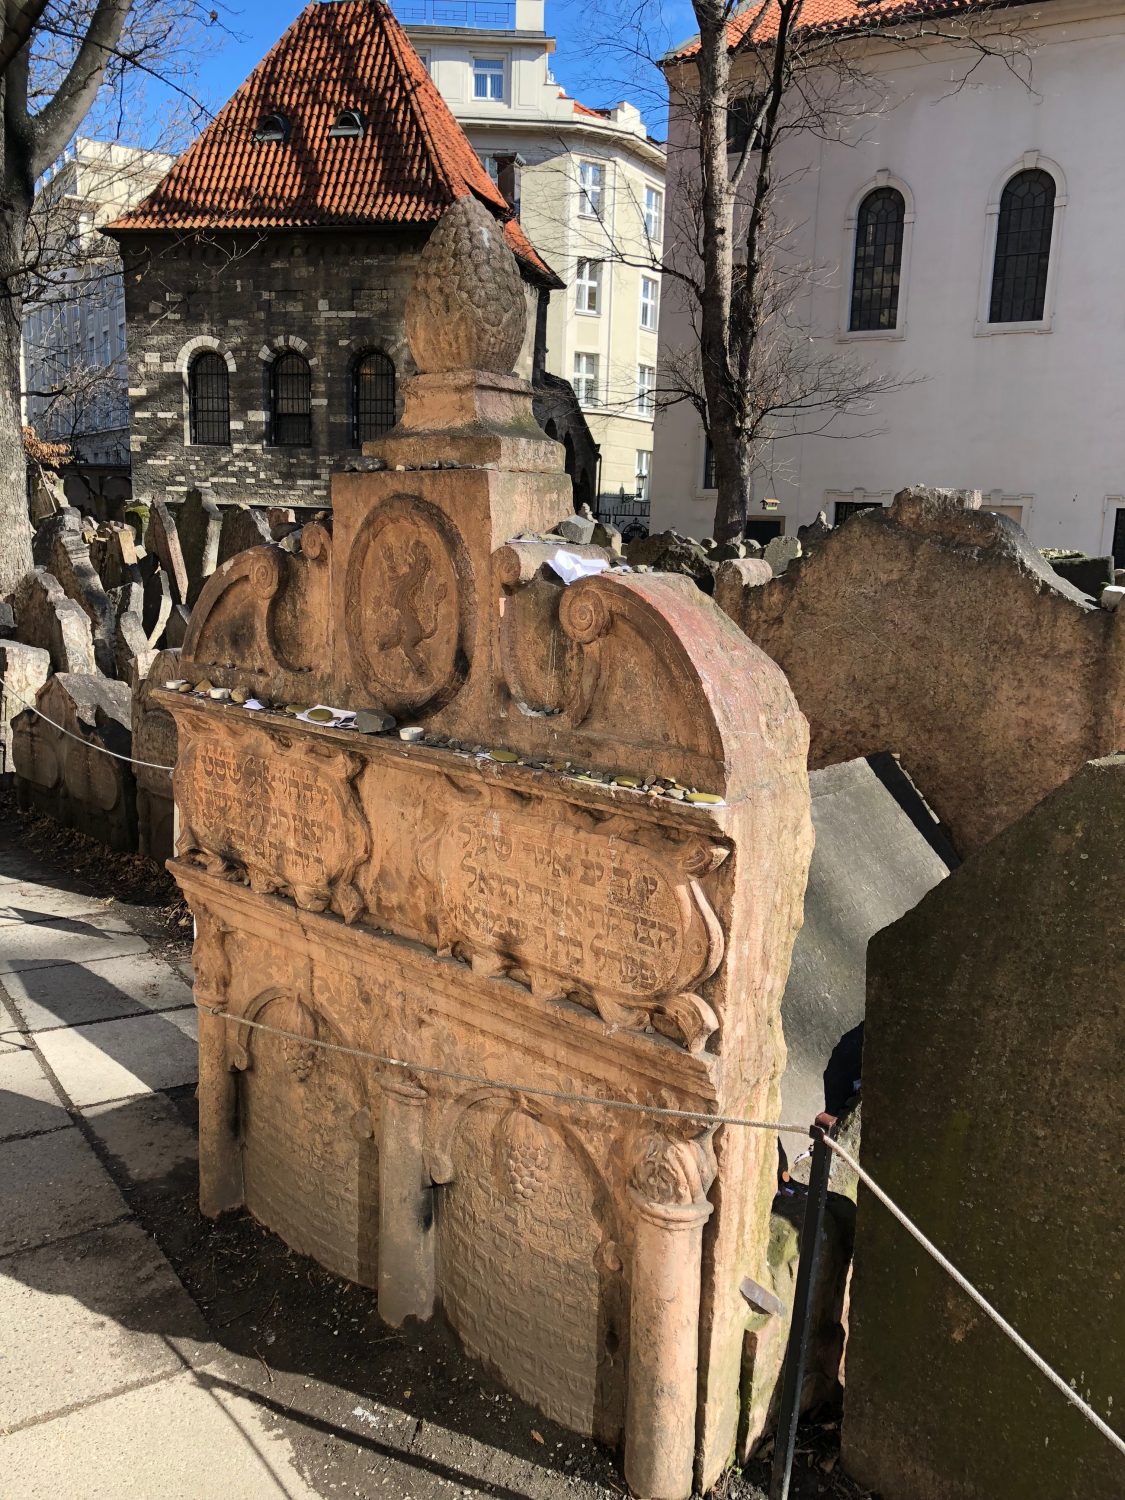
[666,0,1004,61]
[108,0,560,286]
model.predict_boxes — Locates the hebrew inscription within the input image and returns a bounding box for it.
[436,808,721,1013]
[178,727,368,916]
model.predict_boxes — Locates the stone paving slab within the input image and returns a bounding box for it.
[3,950,194,1032]
[35,1008,198,1108]
[0,913,149,975]
[0,1128,128,1256]
[0,1049,68,1142]
[0,883,113,927]
[84,1093,199,1187]
[0,1369,322,1498]
[0,1220,216,1430]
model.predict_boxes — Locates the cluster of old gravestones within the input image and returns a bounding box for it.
[0,485,326,854]
[2,197,1121,1500]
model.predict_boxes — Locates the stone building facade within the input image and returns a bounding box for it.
[106,0,567,512]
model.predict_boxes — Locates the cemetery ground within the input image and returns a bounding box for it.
[0,799,868,1500]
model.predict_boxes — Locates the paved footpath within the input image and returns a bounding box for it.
[0,840,319,1500]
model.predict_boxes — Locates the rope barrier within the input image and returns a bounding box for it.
[2,680,176,774]
[198,1001,1125,1462]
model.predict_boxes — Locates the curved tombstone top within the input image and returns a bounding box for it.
[405,196,527,376]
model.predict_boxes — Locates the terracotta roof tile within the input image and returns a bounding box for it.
[108,0,561,286]
[667,0,1004,61]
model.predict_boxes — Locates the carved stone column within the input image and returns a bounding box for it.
[378,1074,435,1326]
[192,908,243,1216]
[624,1135,716,1500]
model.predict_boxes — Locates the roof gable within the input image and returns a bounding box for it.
[108,0,559,283]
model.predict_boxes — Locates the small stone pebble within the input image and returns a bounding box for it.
[230,687,249,705]
[164,679,189,691]
[208,687,231,701]
[686,791,724,805]
[399,726,425,742]
[490,749,519,763]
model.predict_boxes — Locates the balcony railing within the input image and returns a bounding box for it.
[396,0,517,27]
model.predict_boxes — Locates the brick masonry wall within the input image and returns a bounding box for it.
[120,228,471,507]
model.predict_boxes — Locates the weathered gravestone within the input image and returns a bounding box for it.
[844,754,1125,1500]
[12,568,96,675]
[0,642,51,779]
[174,488,222,607]
[163,198,814,1500]
[132,648,179,863]
[144,497,190,607]
[32,508,116,676]
[12,674,137,850]
[217,504,273,566]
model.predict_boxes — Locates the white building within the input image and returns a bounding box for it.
[652,0,1125,564]
[403,0,666,527]
[22,138,173,479]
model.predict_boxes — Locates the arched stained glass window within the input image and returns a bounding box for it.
[188,352,230,445]
[353,351,395,445]
[269,351,311,447]
[989,168,1055,324]
[849,186,906,332]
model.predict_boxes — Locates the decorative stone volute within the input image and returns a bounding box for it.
[405,196,526,375]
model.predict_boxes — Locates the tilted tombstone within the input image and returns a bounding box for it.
[144,497,190,607]
[844,755,1124,1500]
[132,648,180,863]
[0,641,51,778]
[12,673,137,850]
[162,199,813,1500]
[217,504,273,566]
[32,508,116,675]
[12,568,97,675]
[175,488,222,606]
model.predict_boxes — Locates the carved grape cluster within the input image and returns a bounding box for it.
[502,1109,552,1204]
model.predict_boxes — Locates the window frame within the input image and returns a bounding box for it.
[268,350,312,448]
[838,172,914,342]
[575,259,602,316]
[186,349,231,448]
[352,349,396,448]
[472,56,505,102]
[643,185,663,243]
[573,351,600,408]
[577,160,605,219]
[636,363,655,417]
[639,275,659,331]
[848,186,907,333]
[975,154,1067,337]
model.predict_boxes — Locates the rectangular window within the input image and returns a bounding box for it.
[578,161,605,218]
[480,153,499,183]
[834,499,883,525]
[703,436,716,490]
[744,517,784,545]
[640,275,659,331]
[573,352,600,407]
[575,260,601,315]
[417,51,430,75]
[473,57,504,101]
[727,94,764,155]
[116,319,126,356]
[635,450,651,501]
[636,364,655,416]
[1113,505,1125,567]
[643,186,663,242]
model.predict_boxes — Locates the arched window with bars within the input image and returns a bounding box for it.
[352,350,396,446]
[269,351,312,446]
[188,351,230,445]
[989,168,1055,324]
[849,186,906,331]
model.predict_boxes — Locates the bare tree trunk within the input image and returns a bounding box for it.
[0,203,34,597]
[710,421,753,541]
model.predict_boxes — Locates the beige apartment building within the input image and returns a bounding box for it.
[404,0,665,527]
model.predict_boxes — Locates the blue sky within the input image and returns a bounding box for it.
[195,0,697,137]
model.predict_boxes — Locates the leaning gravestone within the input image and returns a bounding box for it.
[0,642,51,778]
[12,569,96,675]
[132,648,179,863]
[175,488,222,606]
[12,674,137,850]
[217,504,273,566]
[32,508,116,675]
[844,755,1124,1500]
[162,198,814,1500]
[144,497,190,607]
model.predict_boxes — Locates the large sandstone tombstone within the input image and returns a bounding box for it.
[175,489,222,607]
[12,569,97,675]
[217,504,273,566]
[725,488,1125,854]
[844,755,1124,1500]
[0,642,51,779]
[164,199,814,1500]
[144,498,190,607]
[132,648,179,863]
[12,674,137,850]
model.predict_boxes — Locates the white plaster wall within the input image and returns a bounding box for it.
[652,0,1125,557]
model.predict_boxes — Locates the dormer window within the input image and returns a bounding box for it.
[254,113,289,144]
[328,109,364,140]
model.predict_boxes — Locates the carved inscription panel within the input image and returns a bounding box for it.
[439,1104,623,1442]
[178,724,368,915]
[240,995,379,1288]
[436,809,720,1004]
